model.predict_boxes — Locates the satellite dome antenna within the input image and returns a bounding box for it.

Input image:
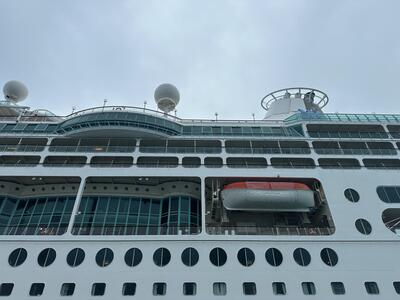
[3,80,28,102]
[154,83,180,114]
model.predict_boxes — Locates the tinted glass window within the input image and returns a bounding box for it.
[0,283,14,296]
[265,248,283,266]
[92,283,106,296]
[153,283,166,295]
[377,186,400,203]
[293,248,311,266]
[183,282,196,295]
[272,282,286,295]
[393,281,400,294]
[29,283,45,296]
[38,248,56,267]
[302,282,316,295]
[355,219,372,235]
[344,188,359,202]
[331,282,345,295]
[181,247,199,267]
[365,282,379,294]
[95,248,114,267]
[320,248,338,266]
[66,248,85,267]
[124,248,142,267]
[122,283,136,296]
[237,248,255,267]
[243,282,256,295]
[153,248,171,267]
[213,282,226,296]
[209,248,227,267]
[60,283,75,296]
[8,248,27,267]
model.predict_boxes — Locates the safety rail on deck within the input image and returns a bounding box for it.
[206,226,333,235]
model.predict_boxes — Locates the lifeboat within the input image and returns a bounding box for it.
[221,182,315,212]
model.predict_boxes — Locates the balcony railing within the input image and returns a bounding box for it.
[206,225,334,235]
[226,147,310,155]
[139,146,221,154]
[308,131,389,139]
[314,148,397,155]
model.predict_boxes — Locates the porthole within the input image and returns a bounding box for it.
[124,248,143,267]
[8,248,28,267]
[181,247,199,267]
[153,248,171,267]
[293,248,311,266]
[95,248,114,267]
[209,247,227,267]
[344,188,359,203]
[355,218,372,235]
[265,248,283,267]
[237,247,255,267]
[66,248,85,267]
[320,248,338,266]
[37,248,56,267]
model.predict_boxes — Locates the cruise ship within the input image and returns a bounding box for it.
[0,80,399,299]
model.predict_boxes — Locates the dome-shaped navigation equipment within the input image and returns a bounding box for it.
[261,87,329,120]
[154,83,180,114]
[3,80,28,102]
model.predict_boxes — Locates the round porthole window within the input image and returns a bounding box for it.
[153,248,171,267]
[344,188,359,203]
[8,248,28,267]
[265,248,283,267]
[125,248,143,267]
[293,248,311,266]
[38,248,56,267]
[66,248,85,267]
[355,218,372,235]
[209,247,227,267]
[237,248,255,267]
[320,248,338,266]
[181,247,199,267]
[95,248,114,267]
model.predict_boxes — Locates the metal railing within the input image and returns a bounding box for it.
[314,148,397,155]
[139,146,221,154]
[226,147,310,155]
[206,226,334,236]
[71,225,201,235]
[308,131,389,139]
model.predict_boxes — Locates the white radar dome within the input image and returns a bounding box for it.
[3,80,28,102]
[154,83,180,113]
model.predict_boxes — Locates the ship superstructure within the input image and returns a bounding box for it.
[0,81,400,299]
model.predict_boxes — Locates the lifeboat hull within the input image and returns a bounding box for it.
[221,182,315,212]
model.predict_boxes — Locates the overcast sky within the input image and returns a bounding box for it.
[0,0,399,119]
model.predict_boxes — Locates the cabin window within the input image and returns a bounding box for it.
[37,248,56,267]
[95,248,114,267]
[265,248,283,267]
[153,283,166,296]
[331,282,345,295]
[153,248,171,267]
[122,283,136,296]
[66,248,85,267]
[293,248,311,266]
[181,247,199,267]
[393,282,400,294]
[213,282,227,296]
[344,188,360,203]
[302,282,316,295]
[272,282,286,295]
[91,283,106,296]
[237,248,255,267]
[29,283,45,296]
[209,248,227,267]
[0,283,14,296]
[355,219,372,235]
[183,282,196,296]
[365,282,379,294]
[8,248,27,267]
[60,283,75,296]
[243,282,257,295]
[320,248,338,266]
[124,248,142,267]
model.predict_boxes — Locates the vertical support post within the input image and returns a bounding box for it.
[66,176,86,235]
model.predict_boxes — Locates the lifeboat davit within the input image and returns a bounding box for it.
[221,182,315,212]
